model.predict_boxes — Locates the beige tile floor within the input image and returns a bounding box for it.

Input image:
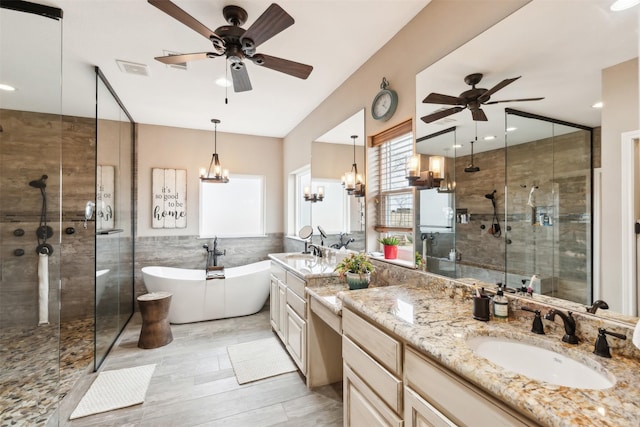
[60,307,343,427]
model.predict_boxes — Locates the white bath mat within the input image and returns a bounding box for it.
[227,337,297,385]
[69,364,156,419]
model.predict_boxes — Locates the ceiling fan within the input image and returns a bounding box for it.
[148,0,313,92]
[420,73,543,123]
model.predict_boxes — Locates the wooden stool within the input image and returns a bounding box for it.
[137,292,173,349]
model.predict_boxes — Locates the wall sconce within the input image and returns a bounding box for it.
[406,154,444,189]
[304,185,324,202]
[200,118,229,183]
[437,172,456,193]
[341,135,365,197]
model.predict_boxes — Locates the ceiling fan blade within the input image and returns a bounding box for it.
[251,54,313,79]
[154,52,216,64]
[484,97,545,105]
[479,76,520,101]
[148,0,224,47]
[230,63,252,92]
[241,3,294,49]
[471,108,488,121]
[422,92,462,105]
[420,106,464,123]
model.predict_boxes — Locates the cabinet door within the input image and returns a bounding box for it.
[277,281,287,340]
[285,304,306,373]
[343,364,403,427]
[269,276,279,332]
[404,387,456,427]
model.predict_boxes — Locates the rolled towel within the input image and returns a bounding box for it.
[633,319,640,350]
[38,252,49,325]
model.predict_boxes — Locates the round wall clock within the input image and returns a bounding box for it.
[371,77,398,121]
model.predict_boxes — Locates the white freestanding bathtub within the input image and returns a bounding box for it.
[141,260,271,324]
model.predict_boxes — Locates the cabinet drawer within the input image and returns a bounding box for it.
[271,262,286,282]
[405,347,534,427]
[343,308,402,376]
[344,364,403,427]
[343,335,402,413]
[286,272,306,298]
[286,287,307,319]
[310,296,341,333]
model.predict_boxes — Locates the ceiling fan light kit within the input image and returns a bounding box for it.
[148,1,313,92]
[420,73,543,124]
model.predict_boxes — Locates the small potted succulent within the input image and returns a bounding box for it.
[378,236,399,260]
[415,251,426,271]
[334,252,375,290]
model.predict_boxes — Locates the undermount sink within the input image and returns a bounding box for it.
[466,336,616,390]
[285,253,316,260]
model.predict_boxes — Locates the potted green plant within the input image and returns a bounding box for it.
[415,251,425,271]
[378,236,399,259]
[334,253,375,290]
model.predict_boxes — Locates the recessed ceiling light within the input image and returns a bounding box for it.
[610,0,640,11]
[592,101,604,109]
[0,83,16,91]
[506,126,517,132]
[453,144,462,148]
[483,135,496,141]
[116,59,150,77]
[215,77,232,88]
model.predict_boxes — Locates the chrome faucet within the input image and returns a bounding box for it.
[544,309,579,344]
[586,300,609,314]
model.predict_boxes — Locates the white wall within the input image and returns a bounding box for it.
[601,58,640,312]
[137,123,283,237]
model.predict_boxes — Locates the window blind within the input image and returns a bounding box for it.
[369,120,414,231]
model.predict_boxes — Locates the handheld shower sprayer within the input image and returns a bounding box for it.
[29,175,48,189]
[485,190,497,209]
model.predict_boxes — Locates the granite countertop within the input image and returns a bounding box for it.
[339,283,640,427]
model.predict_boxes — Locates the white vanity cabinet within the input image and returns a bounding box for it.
[342,307,403,427]
[269,262,307,375]
[404,347,537,427]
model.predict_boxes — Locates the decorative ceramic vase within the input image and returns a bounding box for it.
[346,272,370,290]
[383,245,398,260]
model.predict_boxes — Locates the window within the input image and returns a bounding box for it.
[199,175,265,237]
[370,120,414,232]
[289,165,311,235]
[311,178,349,234]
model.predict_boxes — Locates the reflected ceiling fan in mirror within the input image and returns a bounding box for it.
[420,73,543,123]
[148,0,313,92]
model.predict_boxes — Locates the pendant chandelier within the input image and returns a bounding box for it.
[341,135,365,197]
[200,118,229,183]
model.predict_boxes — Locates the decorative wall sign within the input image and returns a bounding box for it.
[152,168,187,228]
[97,165,115,230]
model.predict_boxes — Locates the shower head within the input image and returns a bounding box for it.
[464,165,480,173]
[29,175,48,189]
[485,190,496,200]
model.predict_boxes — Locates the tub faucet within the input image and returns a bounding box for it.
[544,309,579,344]
[330,232,355,249]
[204,237,226,268]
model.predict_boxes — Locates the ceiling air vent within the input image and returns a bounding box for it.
[162,51,188,70]
[431,107,458,126]
[116,60,150,77]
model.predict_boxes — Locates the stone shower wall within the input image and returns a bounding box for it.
[0,109,96,326]
[453,128,595,301]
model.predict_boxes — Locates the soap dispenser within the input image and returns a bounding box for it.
[493,283,509,320]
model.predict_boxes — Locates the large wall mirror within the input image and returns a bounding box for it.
[312,109,365,251]
[415,1,638,321]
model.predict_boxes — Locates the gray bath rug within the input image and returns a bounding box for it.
[69,364,156,419]
[227,337,297,384]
